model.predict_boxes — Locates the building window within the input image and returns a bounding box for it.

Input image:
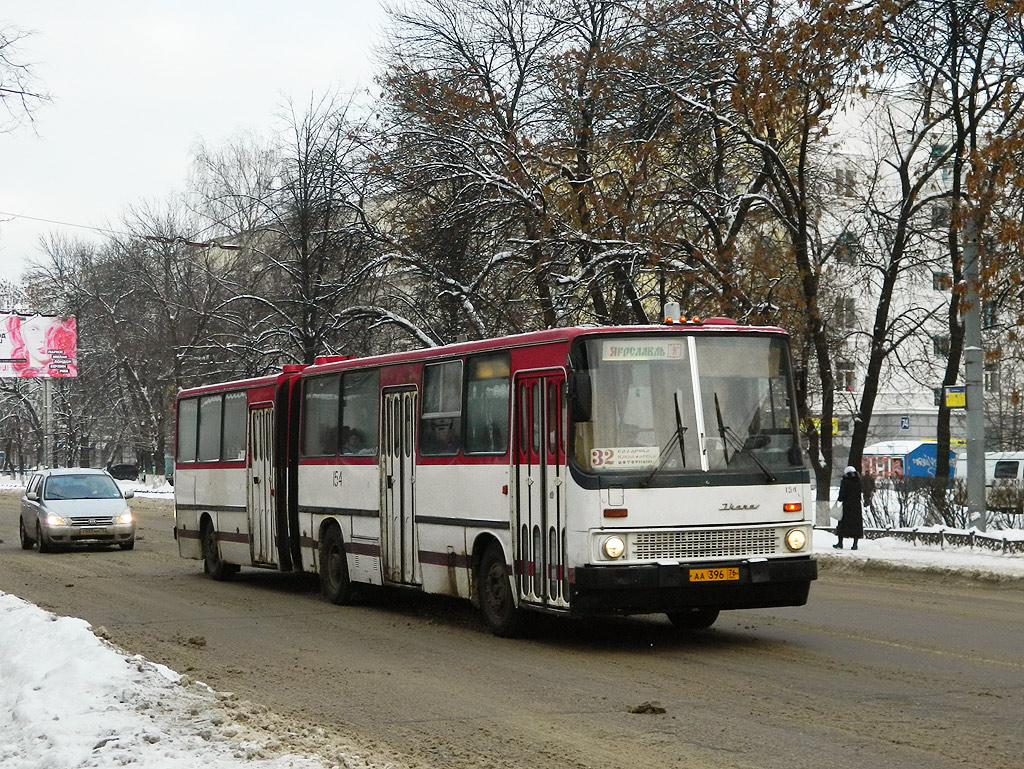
[833,296,857,332]
[932,335,950,356]
[835,231,860,265]
[835,168,856,197]
[932,387,943,406]
[983,301,998,329]
[932,204,950,229]
[836,361,855,391]
[932,271,951,291]
[985,360,999,392]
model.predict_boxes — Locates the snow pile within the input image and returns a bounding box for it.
[0,593,358,769]
[812,527,1024,581]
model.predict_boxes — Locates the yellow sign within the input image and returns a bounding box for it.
[944,386,966,409]
[810,418,840,435]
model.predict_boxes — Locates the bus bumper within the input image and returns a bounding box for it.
[570,556,817,615]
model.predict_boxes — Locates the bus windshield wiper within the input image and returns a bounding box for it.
[714,392,777,483]
[641,392,688,487]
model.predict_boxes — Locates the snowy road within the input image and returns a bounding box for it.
[2,490,1023,769]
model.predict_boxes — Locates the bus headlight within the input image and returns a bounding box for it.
[785,529,808,552]
[602,536,626,559]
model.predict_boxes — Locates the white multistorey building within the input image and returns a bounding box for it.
[812,88,990,464]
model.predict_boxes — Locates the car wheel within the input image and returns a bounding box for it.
[119,539,135,551]
[319,526,356,604]
[201,519,237,580]
[36,522,52,554]
[19,518,34,550]
[478,543,525,637]
[666,607,720,630]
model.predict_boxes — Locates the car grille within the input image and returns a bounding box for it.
[68,516,116,527]
[632,527,779,560]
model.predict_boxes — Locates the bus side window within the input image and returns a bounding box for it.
[221,392,247,461]
[302,375,340,457]
[340,369,380,456]
[177,398,198,463]
[197,394,223,462]
[465,353,510,455]
[420,361,462,456]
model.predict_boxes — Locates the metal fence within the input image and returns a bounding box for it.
[823,526,1024,555]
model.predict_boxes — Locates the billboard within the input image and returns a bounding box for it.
[0,314,78,378]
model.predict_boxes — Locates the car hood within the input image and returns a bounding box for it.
[42,498,130,517]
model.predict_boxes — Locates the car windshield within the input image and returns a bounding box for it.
[43,474,122,500]
[572,333,802,477]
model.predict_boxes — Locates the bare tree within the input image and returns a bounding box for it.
[193,94,387,364]
[0,25,48,132]
[872,0,1024,520]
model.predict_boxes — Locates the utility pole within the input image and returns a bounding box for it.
[963,217,986,531]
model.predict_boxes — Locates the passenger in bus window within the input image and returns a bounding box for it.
[342,427,369,455]
[423,418,459,455]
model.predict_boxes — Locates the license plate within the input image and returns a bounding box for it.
[80,527,106,534]
[689,567,740,582]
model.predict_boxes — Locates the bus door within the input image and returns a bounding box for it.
[380,388,420,585]
[513,371,568,609]
[247,405,276,565]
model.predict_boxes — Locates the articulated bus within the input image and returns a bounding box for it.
[174,317,817,635]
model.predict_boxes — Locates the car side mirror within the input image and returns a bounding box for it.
[26,491,39,502]
[124,490,135,499]
[567,371,592,423]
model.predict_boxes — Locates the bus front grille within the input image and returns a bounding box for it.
[633,528,778,560]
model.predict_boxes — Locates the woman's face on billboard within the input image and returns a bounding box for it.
[21,317,52,365]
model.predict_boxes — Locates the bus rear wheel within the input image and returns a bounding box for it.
[478,544,524,637]
[666,607,720,630]
[201,520,237,581]
[320,526,356,605]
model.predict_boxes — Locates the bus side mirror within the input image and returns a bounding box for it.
[567,371,592,422]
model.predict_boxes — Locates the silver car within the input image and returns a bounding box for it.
[20,468,136,552]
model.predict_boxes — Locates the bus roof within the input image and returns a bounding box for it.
[300,321,789,376]
[177,320,789,397]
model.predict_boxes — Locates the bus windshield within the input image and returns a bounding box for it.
[573,334,802,477]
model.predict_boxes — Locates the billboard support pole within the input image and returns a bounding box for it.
[42,378,52,468]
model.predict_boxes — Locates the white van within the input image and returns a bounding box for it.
[954,451,1024,512]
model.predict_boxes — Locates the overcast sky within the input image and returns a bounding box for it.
[0,1,389,286]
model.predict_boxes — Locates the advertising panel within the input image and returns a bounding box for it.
[0,314,78,378]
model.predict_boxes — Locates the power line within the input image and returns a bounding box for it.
[0,210,127,238]
[0,211,241,250]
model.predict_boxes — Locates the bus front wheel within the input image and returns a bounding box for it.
[666,607,720,630]
[478,544,524,637]
[320,527,356,605]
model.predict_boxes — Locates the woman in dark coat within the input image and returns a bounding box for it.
[835,465,864,550]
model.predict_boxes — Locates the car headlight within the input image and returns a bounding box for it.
[117,511,134,525]
[602,536,626,559]
[44,513,68,527]
[785,528,808,551]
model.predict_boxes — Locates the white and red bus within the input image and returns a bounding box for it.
[174,318,817,635]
